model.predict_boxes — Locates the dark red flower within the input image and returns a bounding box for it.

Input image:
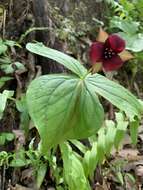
[89,28,133,72]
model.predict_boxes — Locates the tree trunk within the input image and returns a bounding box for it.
[32,0,65,74]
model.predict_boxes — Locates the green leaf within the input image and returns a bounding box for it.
[10,150,31,167]
[97,128,106,163]
[26,42,87,77]
[70,140,87,154]
[130,118,139,145]
[1,64,14,74]
[14,62,25,70]
[4,40,16,47]
[114,112,128,149]
[26,74,104,150]
[83,142,98,178]
[119,32,143,52]
[110,17,139,34]
[0,135,5,145]
[86,73,142,121]
[0,151,8,166]
[36,163,47,188]
[138,99,143,112]
[125,173,136,184]
[0,76,13,88]
[110,17,143,52]
[0,57,11,64]
[10,158,30,167]
[0,132,15,144]
[16,95,30,134]
[0,90,14,119]
[0,42,7,54]
[105,120,116,156]
[4,133,15,141]
[56,186,65,190]
[60,143,91,190]
[116,172,124,185]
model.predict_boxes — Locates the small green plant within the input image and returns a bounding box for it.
[0,148,48,189]
[0,38,26,89]
[0,90,14,119]
[108,0,143,77]
[0,132,14,145]
[107,159,136,189]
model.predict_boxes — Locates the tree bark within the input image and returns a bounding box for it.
[32,0,65,74]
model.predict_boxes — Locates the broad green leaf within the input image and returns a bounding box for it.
[36,163,47,188]
[97,128,106,163]
[105,120,116,156]
[10,158,30,167]
[0,135,5,145]
[110,17,143,52]
[86,73,142,121]
[119,32,143,52]
[26,74,104,150]
[26,42,87,77]
[138,99,143,112]
[110,17,139,34]
[119,0,135,13]
[114,112,128,149]
[125,173,136,184]
[1,64,14,74]
[0,42,7,54]
[130,118,139,145]
[116,172,124,185]
[0,57,11,64]
[16,95,30,134]
[56,186,65,190]
[0,76,13,88]
[83,142,98,178]
[10,150,31,167]
[70,140,87,154]
[2,132,15,141]
[115,112,128,127]
[14,62,26,70]
[60,143,91,190]
[0,90,14,119]
[4,40,16,47]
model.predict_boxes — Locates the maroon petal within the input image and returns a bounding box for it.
[103,55,124,71]
[89,42,104,64]
[105,34,125,53]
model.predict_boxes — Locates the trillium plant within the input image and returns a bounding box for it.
[26,28,142,153]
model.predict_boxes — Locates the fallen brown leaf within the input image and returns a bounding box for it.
[96,27,109,42]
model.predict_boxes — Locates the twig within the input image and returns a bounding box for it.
[35,65,42,78]
[2,165,5,190]
[19,27,50,43]
[2,8,6,38]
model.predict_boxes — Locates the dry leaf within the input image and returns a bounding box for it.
[117,148,142,162]
[135,165,143,184]
[14,184,33,190]
[95,184,109,190]
[13,129,25,150]
[119,50,134,62]
[96,27,109,43]
[92,62,102,73]
[135,165,143,177]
